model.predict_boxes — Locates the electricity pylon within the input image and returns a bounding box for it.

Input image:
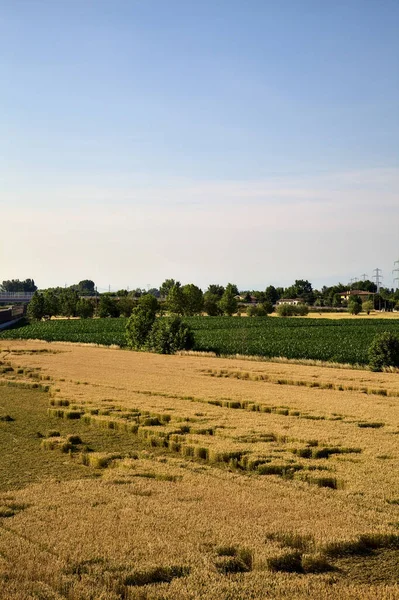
[372,268,382,293]
[393,260,399,290]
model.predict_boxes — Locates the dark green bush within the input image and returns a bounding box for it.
[247,303,272,317]
[276,304,296,317]
[296,304,309,316]
[276,303,308,317]
[145,317,194,354]
[98,295,120,318]
[368,331,399,371]
[246,305,258,317]
[76,298,95,319]
[261,301,274,315]
[348,301,361,315]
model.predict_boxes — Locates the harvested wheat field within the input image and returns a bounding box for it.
[0,340,398,600]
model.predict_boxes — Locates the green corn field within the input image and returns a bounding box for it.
[2,316,399,365]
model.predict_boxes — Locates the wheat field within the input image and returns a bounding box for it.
[0,340,398,599]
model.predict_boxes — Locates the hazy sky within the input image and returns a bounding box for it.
[1,0,398,291]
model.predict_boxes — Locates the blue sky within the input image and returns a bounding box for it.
[1,0,398,291]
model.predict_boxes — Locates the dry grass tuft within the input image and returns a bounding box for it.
[124,565,190,586]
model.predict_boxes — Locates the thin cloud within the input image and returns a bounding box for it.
[2,167,398,289]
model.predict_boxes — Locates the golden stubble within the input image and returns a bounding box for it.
[0,340,398,599]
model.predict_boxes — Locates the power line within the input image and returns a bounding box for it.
[360,273,368,282]
[372,268,382,293]
[393,259,399,290]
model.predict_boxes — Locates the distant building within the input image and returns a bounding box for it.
[276,298,304,306]
[235,294,258,304]
[339,290,375,302]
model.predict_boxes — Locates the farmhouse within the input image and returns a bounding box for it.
[235,294,258,303]
[276,298,305,306]
[340,290,375,302]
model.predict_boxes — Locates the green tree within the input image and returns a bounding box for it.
[160,279,179,299]
[264,285,278,304]
[321,283,347,307]
[167,283,184,314]
[181,284,203,316]
[275,287,285,300]
[138,293,159,313]
[246,305,257,317]
[203,292,221,316]
[207,284,225,299]
[118,296,135,317]
[348,300,361,315]
[219,285,238,316]
[362,300,374,315]
[77,280,95,295]
[125,305,157,350]
[146,317,194,354]
[59,289,79,317]
[350,280,377,293]
[147,288,160,298]
[283,285,298,299]
[368,332,399,371]
[253,291,266,303]
[43,290,59,317]
[283,279,315,304]
[284,280,314,304]
[76,298,94,319]
[98,295,120,318]
[1,279,37,292]
[226,283,239,296]
[27,292,45,320]
[332,293,342,308]
[260,301,273,315]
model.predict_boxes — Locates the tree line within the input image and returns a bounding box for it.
[5,276,399,321]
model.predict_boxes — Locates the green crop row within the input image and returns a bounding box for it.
[189,317,399,364]
[1,316,399,365]
[0,318,126,346]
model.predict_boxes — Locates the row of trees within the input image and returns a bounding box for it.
[26,282,243,320]
[1,279,37,292]
[27,289,142,320]
[165,281,239,316]
[9,275,399,319]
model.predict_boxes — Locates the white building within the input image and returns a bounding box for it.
[276,298,304,306]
